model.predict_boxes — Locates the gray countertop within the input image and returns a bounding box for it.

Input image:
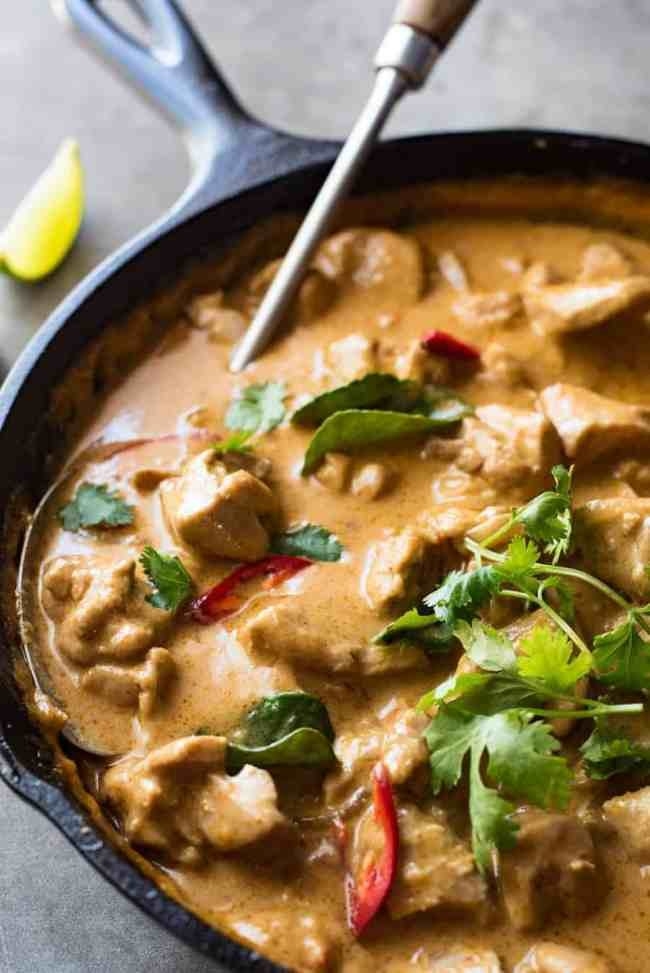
[2,2,650,971]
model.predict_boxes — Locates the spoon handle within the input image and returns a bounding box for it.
[230,0,479,372]
[393,0,478,45]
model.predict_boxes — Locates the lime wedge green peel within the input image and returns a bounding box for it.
[0,139,84,282]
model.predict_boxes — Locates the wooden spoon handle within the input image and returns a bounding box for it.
[393,0,478,46]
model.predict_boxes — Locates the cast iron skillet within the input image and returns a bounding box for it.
[4,1,650,969]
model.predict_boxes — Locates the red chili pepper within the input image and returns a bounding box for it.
[189,555,312,623]
[346,763,400,937]
[421,329,480,361]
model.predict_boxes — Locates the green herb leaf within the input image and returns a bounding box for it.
[58,482,134,532]
[291,373,420,426]
[517,464,573,563]
[374,607,449,646]
[226,727,336,772]
[593,613,650,691]
[441,669,548,715]
[301,408,463,476]
[139,546,194,612]
[374,566,502,647]
[423,566,504,627]
[225,381,286,435]
[270,523,343,562]
[517,624,591,695]
[233,691,335,747]
[469,749,518,873]
[213,430,253,454]
[226,691,335,771]
[499,537,540,580]
[426,704,570,873]
[455,619,517,672]
[581,722,650,780]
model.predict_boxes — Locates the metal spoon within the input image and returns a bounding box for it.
[16,441,157,757]
[230,0,478,372]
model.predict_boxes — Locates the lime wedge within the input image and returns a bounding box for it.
[0,139,84,282]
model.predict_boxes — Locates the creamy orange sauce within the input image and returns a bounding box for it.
[20,180,650,972]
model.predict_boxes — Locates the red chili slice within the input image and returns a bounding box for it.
[421,329,480,361]
[189,555,312,623]
[345,762,400,937]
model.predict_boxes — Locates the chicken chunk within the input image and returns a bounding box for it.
[188,292,248,343]
[246,259,336,324]
[452,291,523,329]
[387,804,486,919]
[362,528,432,613]
[392,339,451,385]
[524,276,650,336]
[325,703,428,805]
[362,504,505,615]
[42,555,169,666]
[103,735,287,864]
[80,646,176,717]
[500,808,602,931]
[241,601,424,677]
[603,786,650,859]
[81,665,140,708]
[313,229,424,305]
[579,242,632,282]
[540,383,650,464]
[137,647,176,718]
[574,498,650,601]
[514,941,611,973]
[327,334,378,382]
[429,948,503,973]
[437,404,561,501]
[161,450,276,561]
[314,452,352,493]
[351,462,394,501]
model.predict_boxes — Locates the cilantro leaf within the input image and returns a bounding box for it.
[213,430,253,454]
[581,722,650,780]
[499,537,540,579]
[374,566,502,647]
[58,482,134,532]
[139,546,194,612]
[443,669,548,715]
[269,523,343,562]
[455,618,517,671]
[484,710,571,810]
[593,613,650,691]
[517,624,591,695]
[423,566,503,626]
[426,705,570,873]
[225,382,286,435]
[517,464,573,563]
[468,750,518,873]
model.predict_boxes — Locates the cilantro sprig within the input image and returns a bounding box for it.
[426,705,570,873]
[58,482,134,532]
[480,465,573,563]
[421,618,641,873]
[225,381,286,436]
[374,462,650,872]
[140,546,194,612]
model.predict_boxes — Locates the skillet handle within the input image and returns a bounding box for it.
[52,0,258,176]
[393,0,478,46]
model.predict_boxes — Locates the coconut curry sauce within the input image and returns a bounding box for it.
[20,180,650,972]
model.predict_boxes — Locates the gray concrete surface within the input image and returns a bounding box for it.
[2,1,650,970]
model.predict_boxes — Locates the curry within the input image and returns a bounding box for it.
[19,178,650,973]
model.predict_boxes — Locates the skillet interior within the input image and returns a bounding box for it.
[6,130,650,967]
